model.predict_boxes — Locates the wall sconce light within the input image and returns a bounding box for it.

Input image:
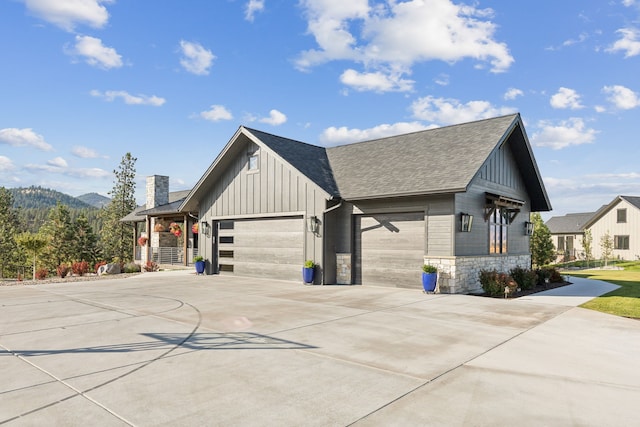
[460,213,473,232]
[200,220,210,237]
[525,221,534,236]
[307,216,320,234]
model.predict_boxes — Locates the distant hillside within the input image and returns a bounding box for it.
[10,186,94,209]
[77,192,111,208]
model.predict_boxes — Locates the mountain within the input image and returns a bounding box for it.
[10,186,94,209]
[77,192,111,208]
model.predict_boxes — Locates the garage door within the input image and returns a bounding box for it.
[217,217,304,281]
[354,212,425,288]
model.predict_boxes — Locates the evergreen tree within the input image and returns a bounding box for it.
[15,232,48,280]
[75,214,102,265]
[530,212,555,267]
[40,203,77,270]
[100,153,137,262]
[0,187,22,278]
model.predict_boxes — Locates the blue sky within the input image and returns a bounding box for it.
[1,0,639,219]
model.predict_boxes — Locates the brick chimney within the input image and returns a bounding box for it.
[146,175,169,208]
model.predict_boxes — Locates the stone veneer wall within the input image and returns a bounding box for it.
[146,175,169,209]
[424,254,532,294]
[336,253,352,285]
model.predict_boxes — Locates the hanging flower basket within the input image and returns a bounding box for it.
[192,223,199,234]
[169,222,182,237]
[154,223,165,232]
[137,236,148,246]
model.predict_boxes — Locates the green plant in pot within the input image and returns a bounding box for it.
[303,260,315,284]
[422,264,438,293]
[194,255,206,275]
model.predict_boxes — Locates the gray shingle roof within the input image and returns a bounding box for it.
[121,190,191,222]
[325,114,520,200]
[545,212,595,234]
[243,128,339,196]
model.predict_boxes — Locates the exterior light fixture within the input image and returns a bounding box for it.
[525,221,534,236]
[307,216,320,234]
[200,220,210,236]
[460,213,473,232]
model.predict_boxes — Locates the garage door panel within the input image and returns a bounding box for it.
[233,232,302,248]
[234,262,301,282]
[231,247,302,264]
[355,212,424,288]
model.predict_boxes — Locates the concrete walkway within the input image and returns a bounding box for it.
[1,272,638,426]
[515,275,620,306]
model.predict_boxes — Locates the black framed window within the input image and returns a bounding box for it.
[489,208,508,254]
[617,209,627,223]
[614,235,629,250]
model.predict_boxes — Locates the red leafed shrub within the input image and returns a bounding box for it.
[35,268,49,280]
[143,261,158,272]
[72,260,90,276]
[56,264,70,278]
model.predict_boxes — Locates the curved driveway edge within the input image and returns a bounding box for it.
[1,272,638,426]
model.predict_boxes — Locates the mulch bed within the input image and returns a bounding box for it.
[0,273,142,287]
[480,280,572,299]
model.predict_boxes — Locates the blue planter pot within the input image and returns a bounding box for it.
[302,267,314,284]
[422,272,437,292]
[195,261,205,275]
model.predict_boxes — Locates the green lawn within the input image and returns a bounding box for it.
[566,268,640,319]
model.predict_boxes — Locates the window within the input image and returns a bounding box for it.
[219,236,234,244]
[617,209,627,223]
[219,264,234,272]
[557,236,565,251]
[614,235,629,250]
[220,221,234,230]
[248,154,259,171]
[219,250,234,258]
[489,208,509,254]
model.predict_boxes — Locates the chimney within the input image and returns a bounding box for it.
[146,175,169,208]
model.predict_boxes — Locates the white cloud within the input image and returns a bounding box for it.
[24,162,110,178]
[0,156,15,170]
[339,69,414,92]
[608,28,640,57]
[504,87,523,100]
[23,0,111,31]
[0,128,53,151]
[245,0,265,22]
[68,35,122,69]
[434,74,449,86]
[259,109,287,126]
[179,40,215,75]
[72,145,106,158]
[90,90,166,106]
[410,96,516,125]
[319,121,429,145]
[550,87,583,109]
[531,118,598,150]
[602,85,640,109]
[200,105,233,122]
[296,0,513,92]
[47,157,68,168]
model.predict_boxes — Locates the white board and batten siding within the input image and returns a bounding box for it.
[200,139,329,281]
[587,199,640,260]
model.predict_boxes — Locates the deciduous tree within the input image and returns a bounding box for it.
[15,232,47,280]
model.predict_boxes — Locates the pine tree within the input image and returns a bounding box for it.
[530,212,555,267]
[0,187,22,278]
[75,214,102,265]
[100,153,137,262]
[39,203,77,270]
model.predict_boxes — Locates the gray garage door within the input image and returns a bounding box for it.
[354,212,425,288]
[218,216,304,281]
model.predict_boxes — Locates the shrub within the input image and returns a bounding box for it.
[56,264,70,278]
[94,261,107,274]
[510,267,537,290]
[72,260,89,276]
[479,269,516,297]
[422,264,438,273]
[124,262,141,273]
[35,268,49,280]
[549,268,563,283]
[535,268,552,286]
[143,261,158,272]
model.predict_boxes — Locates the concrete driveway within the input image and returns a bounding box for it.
[1,272,638,426]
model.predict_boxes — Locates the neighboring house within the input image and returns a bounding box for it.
[178,113,551,293]
[122,175,198,266]
[545,212,595,262]
[582,196,640,261]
